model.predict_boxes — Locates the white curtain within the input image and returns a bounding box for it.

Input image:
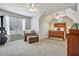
[9,16,23,34]
[23,19,25,31]
[4,15,10,35]
[4,15,31,41]
[4,15,25,41]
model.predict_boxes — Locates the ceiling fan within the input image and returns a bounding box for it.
[27,3,39,12]
[27,3,47,13]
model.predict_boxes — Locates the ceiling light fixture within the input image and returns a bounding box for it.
[28,3,38,12]
[27,3,47,14]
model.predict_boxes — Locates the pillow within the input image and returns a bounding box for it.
[60,28,64,31]
[57,27,60,30]
[54,27,61,31]
[54,27,58,31]
[24,30,31,33]
[54,27,58,30]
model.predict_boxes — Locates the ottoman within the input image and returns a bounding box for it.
[27,36,39,43]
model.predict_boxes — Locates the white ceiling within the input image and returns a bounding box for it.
[37,3,77,12]
[0,3,77,16]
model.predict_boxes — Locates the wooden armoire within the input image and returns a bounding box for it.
[67,29,79,56]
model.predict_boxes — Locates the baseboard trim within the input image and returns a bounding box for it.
[39,36,48,40]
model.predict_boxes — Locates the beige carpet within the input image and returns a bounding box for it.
[0,39,67,56]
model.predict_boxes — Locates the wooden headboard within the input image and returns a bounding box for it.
[54,23,66,28]
[54,23,66,31]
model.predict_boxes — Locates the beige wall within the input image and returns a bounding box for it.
[39,9,74,38]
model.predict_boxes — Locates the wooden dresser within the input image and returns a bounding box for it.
[67,29,79,56]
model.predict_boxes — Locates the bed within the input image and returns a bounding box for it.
[48,23,66,41]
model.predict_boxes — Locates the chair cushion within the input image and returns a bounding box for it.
[27,36,38,39]
[27,36,38,43]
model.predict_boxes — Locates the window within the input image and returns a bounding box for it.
[9,17,23,34]
[25,17,31,30]
[9,16,31,34]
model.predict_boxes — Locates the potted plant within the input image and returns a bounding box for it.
[71,23,79,29]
